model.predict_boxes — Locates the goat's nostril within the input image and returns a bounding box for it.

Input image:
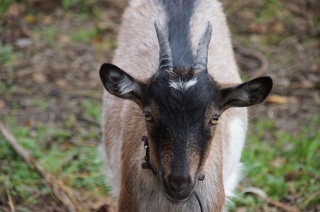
[168,175,191,192]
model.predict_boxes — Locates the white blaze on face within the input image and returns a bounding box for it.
[169,77,198,91]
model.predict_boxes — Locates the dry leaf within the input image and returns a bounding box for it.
[5,3,23,17]
[249,23,268,34]
[19,27,32,38]
[270,22,285,34]
[0,100,6,109]
[42,15,54,25]
[235,207,247,212]
[25,14,37,24]
[270,157,285,168]
[33,72,47,83]
[266,94,288,105]
[310,63,318,72]
[56,79,68,87]
[92,36,104,47]
[58,34,71,43]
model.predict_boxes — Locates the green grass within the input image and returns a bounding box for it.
[70,27,99,43]
[0,44,23,72]
[0,100,108,208]
[63,0,94,13]
[253,0,286,24]
[32,25,59,46]
[0,0,15,16]
[231,116,320,210]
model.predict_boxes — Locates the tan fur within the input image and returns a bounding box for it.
[102,0,246,211]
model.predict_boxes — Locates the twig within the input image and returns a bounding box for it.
[263,196,300,212]
[242,187,300,212]
[301,190,320,208]
[6,188,15,212]
[233,42,269,78]
[0,121,88,212]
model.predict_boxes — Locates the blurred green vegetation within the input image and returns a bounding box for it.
[0,44,22,71]
[230,116,320,210]
[0,0,16,15]
[0,0,95,16]
[0,100,108,209]
[63,0,94,12]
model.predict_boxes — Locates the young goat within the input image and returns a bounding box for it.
[100,0,273,211]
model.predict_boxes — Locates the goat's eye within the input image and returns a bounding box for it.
[144,112,153,122]
[210,116,219,125]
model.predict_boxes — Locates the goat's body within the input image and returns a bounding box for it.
[102,0,247,210]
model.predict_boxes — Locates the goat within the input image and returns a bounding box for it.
[99,0,273,211]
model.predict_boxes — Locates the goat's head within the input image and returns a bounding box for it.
[100,21,272,202]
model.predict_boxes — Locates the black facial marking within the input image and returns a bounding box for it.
[161,0,196,68]
[143,70,220,172]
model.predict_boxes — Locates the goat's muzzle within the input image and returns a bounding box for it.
[163,173,195,202]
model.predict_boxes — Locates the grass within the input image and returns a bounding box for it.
[63,0,94,13]
[0,99,108,209]
[0,0,15,16]
[69,27,99,43]
[230,116,320,210]
[0,44,22,72]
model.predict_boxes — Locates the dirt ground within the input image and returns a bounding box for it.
[0,0,319,211]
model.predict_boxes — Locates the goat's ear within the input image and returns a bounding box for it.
[100,63,145,106]
[220,76,273,111]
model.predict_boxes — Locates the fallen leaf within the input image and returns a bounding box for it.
[235,207,247,212]
[25,14,37,24]
[270,157,285,168]
[266,95,288,105]
[310,63,318,72]
[5,3,23,17]
[249,23,268,34]
[92,35,104,47]
[270,22,285,34]
[33,72,47,83]
[58,34,71,43]
[19,27,32,38]
[285,170,303,181]
[42,15,53,25]
[56,79,68,87]
[0,100,6,109]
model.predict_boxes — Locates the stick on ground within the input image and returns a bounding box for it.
[0,121,87,212]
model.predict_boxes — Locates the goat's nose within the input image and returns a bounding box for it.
[168,174,192,192]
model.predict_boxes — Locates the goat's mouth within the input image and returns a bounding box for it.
[164,189,195,202]
[163,178,196,202]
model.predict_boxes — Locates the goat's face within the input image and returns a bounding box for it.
[142,68,220,201]
[99,21,273,202]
